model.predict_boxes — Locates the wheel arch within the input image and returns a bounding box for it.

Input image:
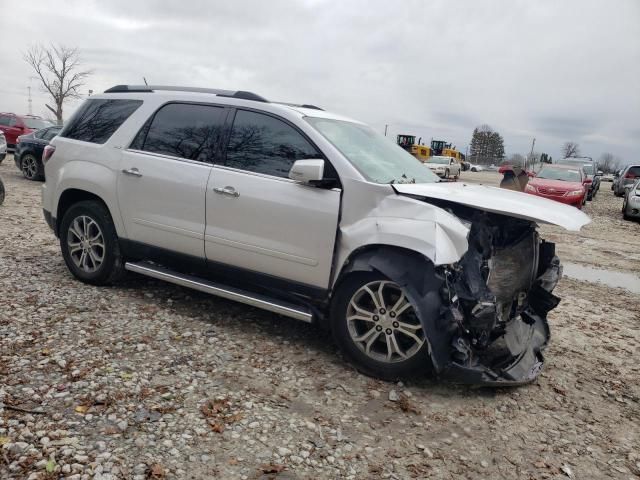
[55,189,119,238]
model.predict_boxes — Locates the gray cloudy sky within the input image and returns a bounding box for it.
[1,0,638,162]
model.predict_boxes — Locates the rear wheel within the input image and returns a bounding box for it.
[331,272,431,380]
[20,154,42,181]
[59,200,125,285]
[0,178,5,205]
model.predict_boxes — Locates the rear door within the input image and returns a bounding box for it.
[205,109,341,289]
[118,102,227,258]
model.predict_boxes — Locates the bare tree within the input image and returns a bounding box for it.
[599,152,615,173]
[23,44,92,125]
[562,141,580,158]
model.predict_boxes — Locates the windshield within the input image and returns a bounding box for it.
[582,165,594,174]
[428,157,451,165]
[537,167,581,182]
[23,118,53,129]
[305,117,440,184]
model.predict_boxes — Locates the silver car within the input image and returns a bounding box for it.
[622,178,640,221]
[613,164,640,197]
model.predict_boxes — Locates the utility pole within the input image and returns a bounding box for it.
[28,86,32,115]
[384,124,388,137]
[528,137,536,170]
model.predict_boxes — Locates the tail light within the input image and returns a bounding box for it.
[43,145,56,163]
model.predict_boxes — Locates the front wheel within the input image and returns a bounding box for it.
[59,200,125,285]
[330,272,431,380]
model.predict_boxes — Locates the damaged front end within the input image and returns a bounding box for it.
[440,212,562,385]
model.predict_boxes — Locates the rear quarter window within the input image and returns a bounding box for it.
[60,99,142,144]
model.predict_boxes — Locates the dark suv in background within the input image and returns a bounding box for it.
[0,113,54,150]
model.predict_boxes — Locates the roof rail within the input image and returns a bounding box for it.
[103,85,268,103]
[274,101,324,111]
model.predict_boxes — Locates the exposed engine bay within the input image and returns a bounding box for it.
[344,199,563,385]
[441,209,561,384]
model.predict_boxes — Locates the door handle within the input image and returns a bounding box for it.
[122,167,142,177]
[213,186,240,197]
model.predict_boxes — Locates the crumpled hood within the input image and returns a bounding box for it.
[393,182,591,231]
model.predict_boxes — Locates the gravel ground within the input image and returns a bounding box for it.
[1,157,639,480]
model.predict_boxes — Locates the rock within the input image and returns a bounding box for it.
[277,447,292,456]
[480,460,489,468]
[388,390,399,402]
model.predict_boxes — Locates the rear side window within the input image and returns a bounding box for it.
[0,115,14,126]
[61,99,142,144]
[224,110,320,178]
[131,103,225,163]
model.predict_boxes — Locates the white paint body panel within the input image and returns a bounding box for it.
[393,182,591,231]
[117,150,211,258]
[205,166,340,287]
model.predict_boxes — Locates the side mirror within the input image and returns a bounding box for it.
[289,159,325,184]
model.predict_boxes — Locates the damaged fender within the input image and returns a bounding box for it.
[335,194,471,279]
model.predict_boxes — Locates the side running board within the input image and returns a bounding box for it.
[124,261,313,323]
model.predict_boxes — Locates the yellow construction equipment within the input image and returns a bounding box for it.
[396,135,466,164]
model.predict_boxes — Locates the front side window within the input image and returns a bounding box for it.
[224,110,321,178]
[61,99,142,144]
[134,103,225,162]
[306,117,440,184]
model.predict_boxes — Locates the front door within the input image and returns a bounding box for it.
[205,109,340,289]
[117,102,226,258]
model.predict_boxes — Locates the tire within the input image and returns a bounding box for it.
[330,272,431,380]
[445,169,450,180]
[0,178,5,206]
[20,153,42,181]
[59,200,125,285]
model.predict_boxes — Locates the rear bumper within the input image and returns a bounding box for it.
[43,209,56,233]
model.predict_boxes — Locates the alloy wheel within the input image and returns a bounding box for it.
[66,215,105,273]
[21,155,39,179]
[346,281,425,363]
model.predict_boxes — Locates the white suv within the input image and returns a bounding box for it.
[42,85,589,384]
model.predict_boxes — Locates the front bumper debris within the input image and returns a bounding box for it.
[352,211,563,386]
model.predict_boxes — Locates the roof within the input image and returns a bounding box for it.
[101,84,360,124]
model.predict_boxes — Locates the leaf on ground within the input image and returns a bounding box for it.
[260,463,286,474]
[0,436,10,446]
[74,405,90,414]
[148,463,166,478]
[210,422,225,433]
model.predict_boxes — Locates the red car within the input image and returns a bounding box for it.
[0,113,54,150]
[525,164,590,208]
